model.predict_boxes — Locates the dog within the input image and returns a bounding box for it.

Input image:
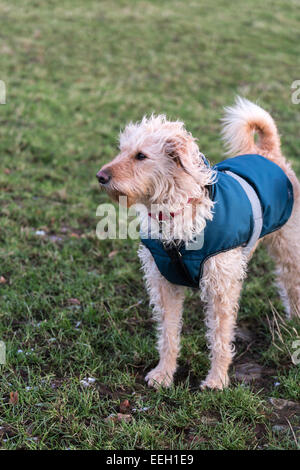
[97,97,300,390]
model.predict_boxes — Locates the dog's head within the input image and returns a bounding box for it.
[97,115,213,209]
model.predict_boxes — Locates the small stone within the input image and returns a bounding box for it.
[35,230,46,236]
[272,424,289,434]
[269,397,300,411]
[80,377,96,387]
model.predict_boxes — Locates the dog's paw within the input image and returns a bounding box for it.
[200,374,229,391]
[145,367,173,389]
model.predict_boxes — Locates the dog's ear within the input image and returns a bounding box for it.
[164,134,195,172]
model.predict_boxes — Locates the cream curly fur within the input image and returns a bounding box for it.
[98,97,300,390]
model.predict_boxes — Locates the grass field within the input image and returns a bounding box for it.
[0,0,300,450]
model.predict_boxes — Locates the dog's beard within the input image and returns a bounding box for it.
[103,184,140,208]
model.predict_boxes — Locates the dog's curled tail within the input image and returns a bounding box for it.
[221,96,282,161]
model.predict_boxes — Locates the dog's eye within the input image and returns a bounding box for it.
[135,152,147,161]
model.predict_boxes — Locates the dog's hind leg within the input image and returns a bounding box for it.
[264,201,300,319]
[200,248,247,389]
[138,244,185,388]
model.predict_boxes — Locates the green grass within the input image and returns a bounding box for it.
[0,0,300,450]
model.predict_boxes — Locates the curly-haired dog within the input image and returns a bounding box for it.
[97,97,300,390]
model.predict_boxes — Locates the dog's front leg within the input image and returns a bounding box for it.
[138,245,185,388]
[200,248,246,390]
[145,279,185,388]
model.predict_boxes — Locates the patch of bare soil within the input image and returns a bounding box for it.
[267,398,300,440]
[232,319,279,392]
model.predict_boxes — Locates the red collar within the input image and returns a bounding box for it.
[148,198,194,221]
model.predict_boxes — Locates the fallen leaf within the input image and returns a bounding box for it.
[119,399,130,413]
[70,232,80,238]
[117,413,132,422]
[108,250,118,258]
[67,298,81,306]
[9,391,19,405]
[104,413,132,423]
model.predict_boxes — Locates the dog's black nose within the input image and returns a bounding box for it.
[96,169,111,185]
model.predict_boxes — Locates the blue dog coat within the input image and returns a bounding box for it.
[141,154,294,288]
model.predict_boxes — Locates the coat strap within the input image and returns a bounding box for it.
[225,170,263,256]
[162,240,198,288]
